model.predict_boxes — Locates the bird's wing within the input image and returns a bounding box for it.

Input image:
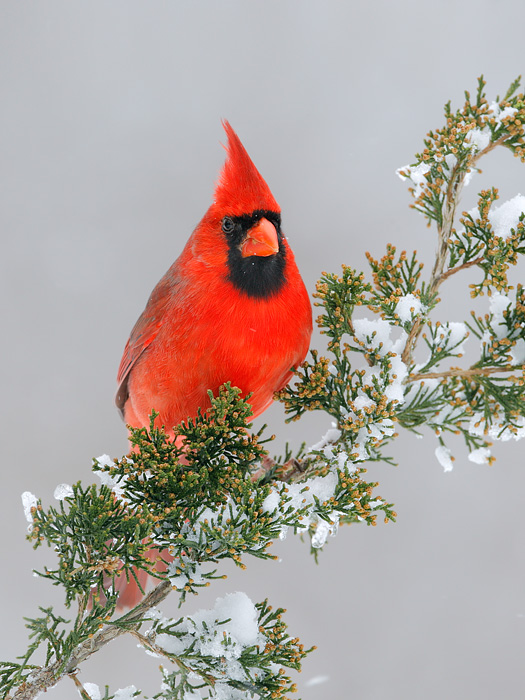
[115,271,175,416]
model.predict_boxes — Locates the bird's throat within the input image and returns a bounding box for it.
[227,249,286,299]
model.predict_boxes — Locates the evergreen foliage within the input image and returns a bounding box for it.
[2,78,525,700]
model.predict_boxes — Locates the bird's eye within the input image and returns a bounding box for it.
[222,217,235,234]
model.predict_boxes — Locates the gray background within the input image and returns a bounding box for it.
[1,2,524,698]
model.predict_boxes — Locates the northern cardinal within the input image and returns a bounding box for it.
[113,122,312,607]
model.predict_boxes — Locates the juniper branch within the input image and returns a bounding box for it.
[438,255,485,282]
[407,364,524,382]
[401,89,524,366]
[401,166,465,366]
[4,77,525,700]
[10,580,172,700]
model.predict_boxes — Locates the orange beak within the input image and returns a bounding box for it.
[240,217,279,258]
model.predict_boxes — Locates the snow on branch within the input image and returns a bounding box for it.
[3,77,525,700]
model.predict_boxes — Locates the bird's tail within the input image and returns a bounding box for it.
[89,547,172,611]
[104,429,183,610]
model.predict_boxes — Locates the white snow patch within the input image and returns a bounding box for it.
[353,318,408,360]
[511,338,525,365]
[384,354,408,403]
[336,451,348,469]
[444,153,457,171]
[489,292,512,339]
[468,447,492,464]
[95,454,128,499]
[309,425,341,452]
[53,484,73,501]
[435,445,454,472]
[488,194,525,239]
[156,592,263,670]
[21,491,38,528]
[431,322,468,355]
[95,454,114,468]
[82,684,101,700]
[464,127,491,152]
[266,473,339,514]
[395,293,425,324]
[213,684,252,700]
[352,395,374,411]
[447,322,468,354]
[205,591,259,655]
[353,318,393,355]
[391,329,409,354]
[181,691,201,700]
[486,292,525,362]
[463,166,478,187]
[311,516,339,549]
[488,102,518,125]
[113,687,138,700]
[260,489,280,513]
[404,374,440,405]
[262,471,341,545]
[396,162,430,198]
[469,413,525,442]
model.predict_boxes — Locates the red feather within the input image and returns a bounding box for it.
[214,120,280,216]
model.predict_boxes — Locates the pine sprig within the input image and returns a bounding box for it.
[5,382,393,699]
[366,246,433,327]
[282,77,525,472]
[397,75,525,228]
[142,598,313,700]
[447,190,525,297]
[28,482,155,607]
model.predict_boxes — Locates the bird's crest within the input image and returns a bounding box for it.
[213,121,280,217]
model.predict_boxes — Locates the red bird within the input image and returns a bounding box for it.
[116,122,312,435]
[113,122,312,607]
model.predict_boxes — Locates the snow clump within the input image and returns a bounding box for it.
[430,322,468,356]
[488,194,525,240]
[435,445,454,472]
[95,454,129,499]
[151,592,264,686]
[464,127,491,152]
[262,470,340,548]
[482,292,525,363]
[469,414,525,442]
[53,484,73,501]
[21,491,38,530]
[468,447,492,464]
[488,102,518,125]
[78,684,137,700]
[395,162,430,198]
[395,293,425,324]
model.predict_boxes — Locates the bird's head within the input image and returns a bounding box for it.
[194,122,289,299]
